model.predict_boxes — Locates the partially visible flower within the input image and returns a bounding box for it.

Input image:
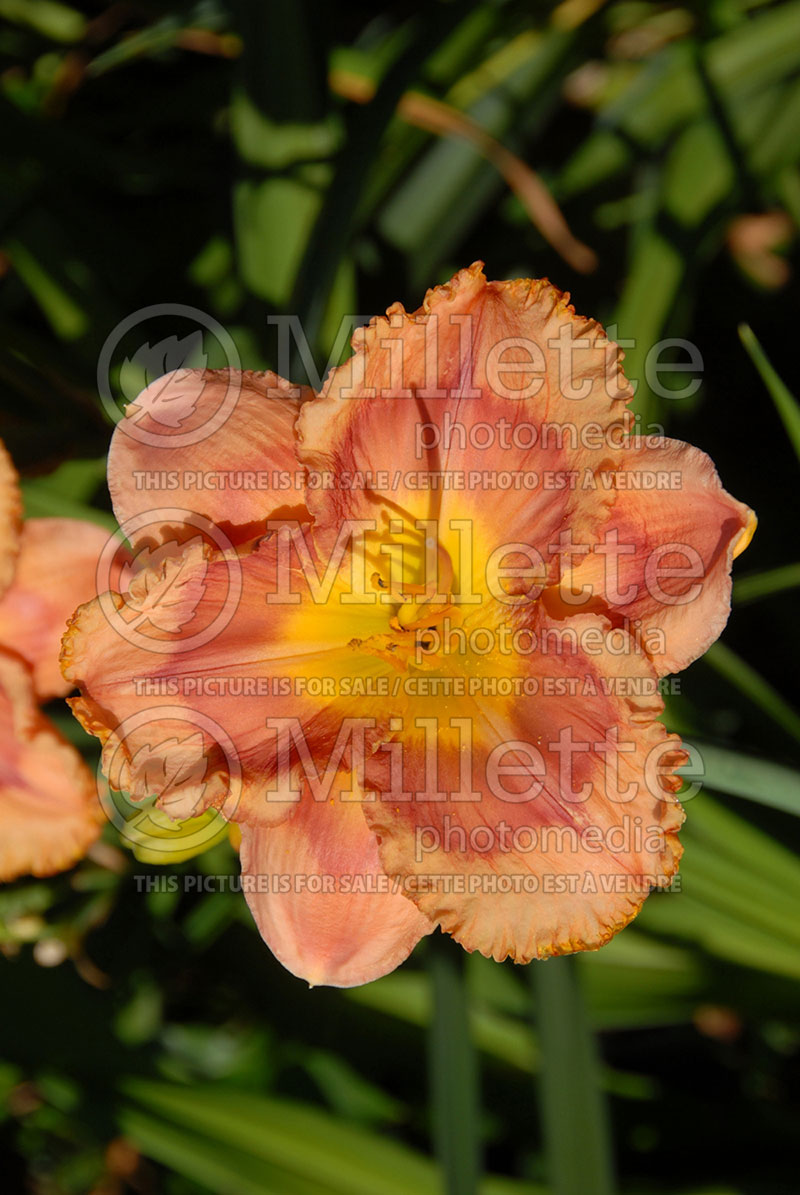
[0,441,105,882]
[0,516,111,701]
[0,440,20,596]
[0,652,99,880]
[62,265,755,985]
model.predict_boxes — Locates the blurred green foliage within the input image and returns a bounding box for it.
[1,1,800,1192]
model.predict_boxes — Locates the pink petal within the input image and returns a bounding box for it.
[108,369,311,551]
[0,439,21,600]
[60,530,401,828]
[0,650,101,881]
[0,518,109,700]
[362,608,685,963]
[564,437,755,674]
[297,262,632,577]
[240,776,433,987]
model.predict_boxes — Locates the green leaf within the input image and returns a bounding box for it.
[638,796,800,979]
[377,27,582,291]
[734,563,800,604]
[121,1079,543,1195]
[738,323,800,464]
[683,740,800,816]
[290,4,488,353]
[300,1048,405,1125]
[352,940,702,1062]
[4,237,89,342]
[703,641,800,744]
[612,218,685,424]
[603,2,800,148]
[119,1106,324,1195]
[662,118,734,227]
[428,934,481,1195]
[121,1078,440,1195]
[0,0,86,43]
[19,457,112,529]
[349,970,538,1074]
[20,479,115,529]
[556,130,631,201]
[234,176,324,307]
[532,956,615,1195]
[577,933,703,1031]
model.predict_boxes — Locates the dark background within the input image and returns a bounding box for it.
[1,2,799,1193]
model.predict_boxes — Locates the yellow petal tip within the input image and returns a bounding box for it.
[733,509,757,559]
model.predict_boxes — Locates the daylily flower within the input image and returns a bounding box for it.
[61,264,754,986]
[0,440,106,881]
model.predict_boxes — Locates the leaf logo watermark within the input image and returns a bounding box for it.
[95,509,242,655]
[97,304,241,448]
[120,331,208,425]
[125,537,209,635]
[129,732,210,815]
[97,706,242,860]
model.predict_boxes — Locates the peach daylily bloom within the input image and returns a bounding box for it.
[0,443,106,881]
[61,264,754,986]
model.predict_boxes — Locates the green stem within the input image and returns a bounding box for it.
[428,934,481,1195]
[532,955,616,1195]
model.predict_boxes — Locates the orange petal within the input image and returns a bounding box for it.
[564,437,754,674]
[240,775,433,986]
[0,650,101,881]
[362,610,685,964]
[0,518,109,700]
[0,438,21,600]
[108,369,311,551]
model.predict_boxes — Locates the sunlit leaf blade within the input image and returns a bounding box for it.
[639,797,800,979]
[350,969,533,1067]
[577,934,703,1032]
[300,1048,405,1126]
[4,237,89,342]
[120,1079,543,1195]
[121,1079,439,1195]
[0,0,86,42]
[352,935,705,1050]
[118,1106,331,1195]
